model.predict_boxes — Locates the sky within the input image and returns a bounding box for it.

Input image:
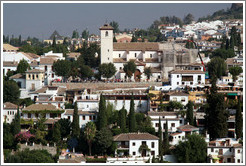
[3,2,232,40]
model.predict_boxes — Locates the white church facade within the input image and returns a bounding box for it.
[99,24,198,82]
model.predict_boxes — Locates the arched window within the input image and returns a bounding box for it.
[105,31,108,37]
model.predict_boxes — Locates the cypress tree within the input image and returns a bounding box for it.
[52,122,61,143]
[225,38,230,50]
[128,97,136,132]
[97,94,107,130]
[113,36,117,42]
[52,36,56,48]
[158,117,163,160]
[71,102,80,138]
[230,36,235,50]
[235,100,243,139]
[11,107,21,135]
[119,107,127,133]
[163,119,169,154]
[186,101,194,125]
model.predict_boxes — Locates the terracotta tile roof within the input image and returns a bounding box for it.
[166,91,189,96]
[9,73,25,79]
[64,109,97,115]
[57,87,67,95]
[99,24,114,30]
[25,69,44,73]
[44,119,59,124]
[40,57,56,65]
[226,58,243,66]
[55,97,64,101]
[22,104,62,111]
[113,58,127,63]
[67,52,81,58]
[177,124,199,131]
[20,52,40,59]
[113,132,159,141]
[145,58,159,63]
[170,132,182,136]
[233,143,242,148]
[169,70,205,74]
[3,61,18,67]
[30,60,39,67]
[151,67,162,73]
[3,44,19,51]
[29,87,48,94]
[147,111,178,116]
[4,102,18,109]
[113,42,159,51]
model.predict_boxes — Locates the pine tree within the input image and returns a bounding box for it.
[158,117,163,160]
[128,97,136,132]
[97,94,107,130]
[235,100,242,139]
[119,107,127,133]
[71,102,80,138]
[186,101,194,125]
[163,119,169,154]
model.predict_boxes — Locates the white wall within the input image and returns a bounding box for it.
[3,109,17,123]
[101,29,113,64]
[129,140,159,157]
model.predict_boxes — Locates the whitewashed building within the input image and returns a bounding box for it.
[113,132,159,158]
[3,102,19,123]
[207,138,243,163]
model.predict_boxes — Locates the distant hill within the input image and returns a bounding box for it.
[198,3,243,22]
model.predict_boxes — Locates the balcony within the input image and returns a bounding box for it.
[118,145,129,149]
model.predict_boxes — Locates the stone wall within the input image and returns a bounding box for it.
[19,143,57,156]
[52,82,162,91]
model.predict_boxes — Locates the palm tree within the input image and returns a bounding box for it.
[84,122,96,156]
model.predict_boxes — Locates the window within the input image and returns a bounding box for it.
[182,82,185,85]
[177,82,179,85]
[211,148,214,152]
[132,142,135,146]
[133,152,136,155]
[219,149,223,155]
[83,116,85,120]
[238,149,240,153]
[89,116,92,120]
[198,75,201,81]
[68,116,70,120]
[135,53,137,57]
[32,75,35,79]
[119,54,121,58]
[108,49,109,52]
[87,105,89,108]
[120,67,122,70]
[45,66,47,71]
[150,54,153,58]
[177,75,179,78]
[108,58,109,60]
[171,123,175,127]
[178,136,181,138]
[181,98,186,102]
[163,123,166,129]
[151,151,155,156]
[142,141,146,145]
[190,81,193,85]
[155,123,159,127]
[180,120,182,124]
[93,116,96,120]
[28,113,31,118]
[238,159,240,163]
[151,142,155,148]
[52,73,54,78]
[7,111,9,115]
[227,158,231,162]
[36,75,39,79]
[29,74,31,78]
[105,31,108,37]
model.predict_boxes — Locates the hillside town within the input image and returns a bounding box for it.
[2,3,244,164]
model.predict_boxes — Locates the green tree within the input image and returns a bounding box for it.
[174,134,207,163]
[5,149,55,163]
[80,43,100,68]
[3,80,20,104]
[79,64,93,79]
[186,101,194,125]
[52,36,56,48]
[235,100,243,139]
[98,63,116,80]
[52,122,61,143]
[207,57,226,79]
[123,60,136,81]
[158,117,163,160]
[118,107,127,133]
[225,39,230,50]
[135,113,155,135]
[58,118,71,139]
[72,30,79,38]
[16,59,31,74]
[211,48,235,59]
[11,107,21,135]
[163,119,169,154]
[94,128,113,155]
[113,36,117,42]
[84,122,96,156]
[3,122,15,149]
[19,44,37,54]
[131,35,138,42]
[81,29,89,40]
[97,94,107,130]
[109,21,120,34]
[71,102,80,138]
[183,13,194,24]
[144,67,152,80]
[205,81,229,140]
[229,66,243,82]
[53,59,71,82]
[128,97,136,132]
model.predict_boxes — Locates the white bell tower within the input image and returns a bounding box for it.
[99,24,114,64]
